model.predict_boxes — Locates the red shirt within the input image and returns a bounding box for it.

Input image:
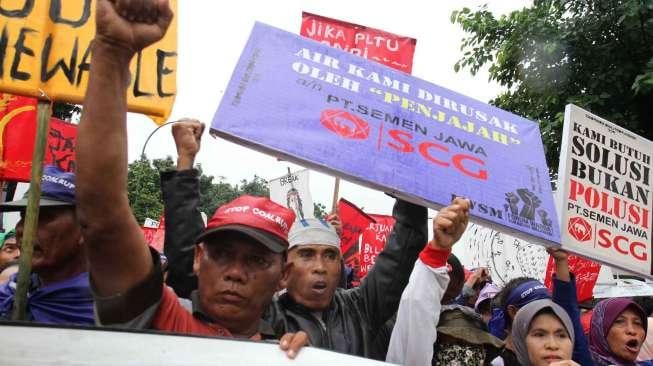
[151,286,262,341]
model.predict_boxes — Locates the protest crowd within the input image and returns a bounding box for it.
[0,1,651,366]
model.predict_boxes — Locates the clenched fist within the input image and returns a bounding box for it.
[430,197,470,250]
[95,0,173,61]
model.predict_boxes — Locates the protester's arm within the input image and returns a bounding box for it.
[549,248,594,366]
[162,121,205,298]
[279,331,310,359]
[386,199,469,366]
[454,267,488,306]
[355,197,469,332]
[349,198,427,329]
[385,246,450,365]
[77,0,173,302]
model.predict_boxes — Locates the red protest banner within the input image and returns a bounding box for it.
[142,217,160,247]
[149,217,166,253]
[544,254,601,303]
[359,214,395,278]
[0,94,37,180]
[300,12,416,73]
[143,226,157,245]
[338,198,376,280]
[142,217,165,252]
[0,94,77,182]
[46,119,77,173]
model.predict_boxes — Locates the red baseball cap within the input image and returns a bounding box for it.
[195,195,296,253]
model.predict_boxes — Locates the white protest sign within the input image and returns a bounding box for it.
[143,218,160,229]
[269,169,315,221]
[557,104,652,278]
[453,222,548,285]
[0,324,392,365]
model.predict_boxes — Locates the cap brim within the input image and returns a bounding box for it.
[0,197,74,212]
[196,224,288,253]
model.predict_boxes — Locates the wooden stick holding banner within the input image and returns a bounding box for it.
[0,181,5,231]
[332,177,340,213]
[12,100,51,320]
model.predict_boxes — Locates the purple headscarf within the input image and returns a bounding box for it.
[590,298,647,366]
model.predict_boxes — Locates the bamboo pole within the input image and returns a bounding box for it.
[0,181,6,231]
[12,100,51,321]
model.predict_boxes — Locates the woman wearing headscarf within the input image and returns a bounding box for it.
[490,248,593,366]
[512,299,580,366]
[590,298,647,366]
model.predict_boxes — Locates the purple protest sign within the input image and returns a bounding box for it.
[211,22,561,246]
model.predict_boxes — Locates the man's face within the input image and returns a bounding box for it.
[0,236,19,267]
[194,232,284,336]
[15,207,82,274]
[284,244,341,311]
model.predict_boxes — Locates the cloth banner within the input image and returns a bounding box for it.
[142,217,160,248]
[269,169,314,221]
[544,254,601,303]
[0,0,177,123]
[556,104,653,278]
[144,216,165,252]
[338,198,375,278]
[359,214,395,278]
[300,12,416,73]
[0,93,77,181]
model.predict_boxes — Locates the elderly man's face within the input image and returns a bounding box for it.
[15,207,82,274]
[0,236,19,267]
[193,231,285,336]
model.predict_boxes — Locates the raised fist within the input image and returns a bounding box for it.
[430,197,470,250]
[95,0,173,60]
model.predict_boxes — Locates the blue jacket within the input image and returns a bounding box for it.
[552,274,594,366]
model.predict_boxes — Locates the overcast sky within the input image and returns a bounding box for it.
[123,0,531,217]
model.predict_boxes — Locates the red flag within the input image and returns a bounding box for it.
[149,217,166,253]
[143,217,160,247]
[300,12,417,73]
[143,226,157,244]
[544,254,601,303]
[338,198,375,278]
[359,214,395,278]
[45,119,77,173]
[0,93,77,182]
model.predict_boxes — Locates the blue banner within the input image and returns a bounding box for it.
[211,22,561,246]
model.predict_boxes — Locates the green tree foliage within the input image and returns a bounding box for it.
[314,202,328,219]
[452,0,653,182]
[127,157,327,224]
[127,156,175,224]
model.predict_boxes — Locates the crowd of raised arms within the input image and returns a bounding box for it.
[0,1,650,366]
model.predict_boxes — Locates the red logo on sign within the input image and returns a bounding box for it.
[320,109,370,140]
[568,217,592,242]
